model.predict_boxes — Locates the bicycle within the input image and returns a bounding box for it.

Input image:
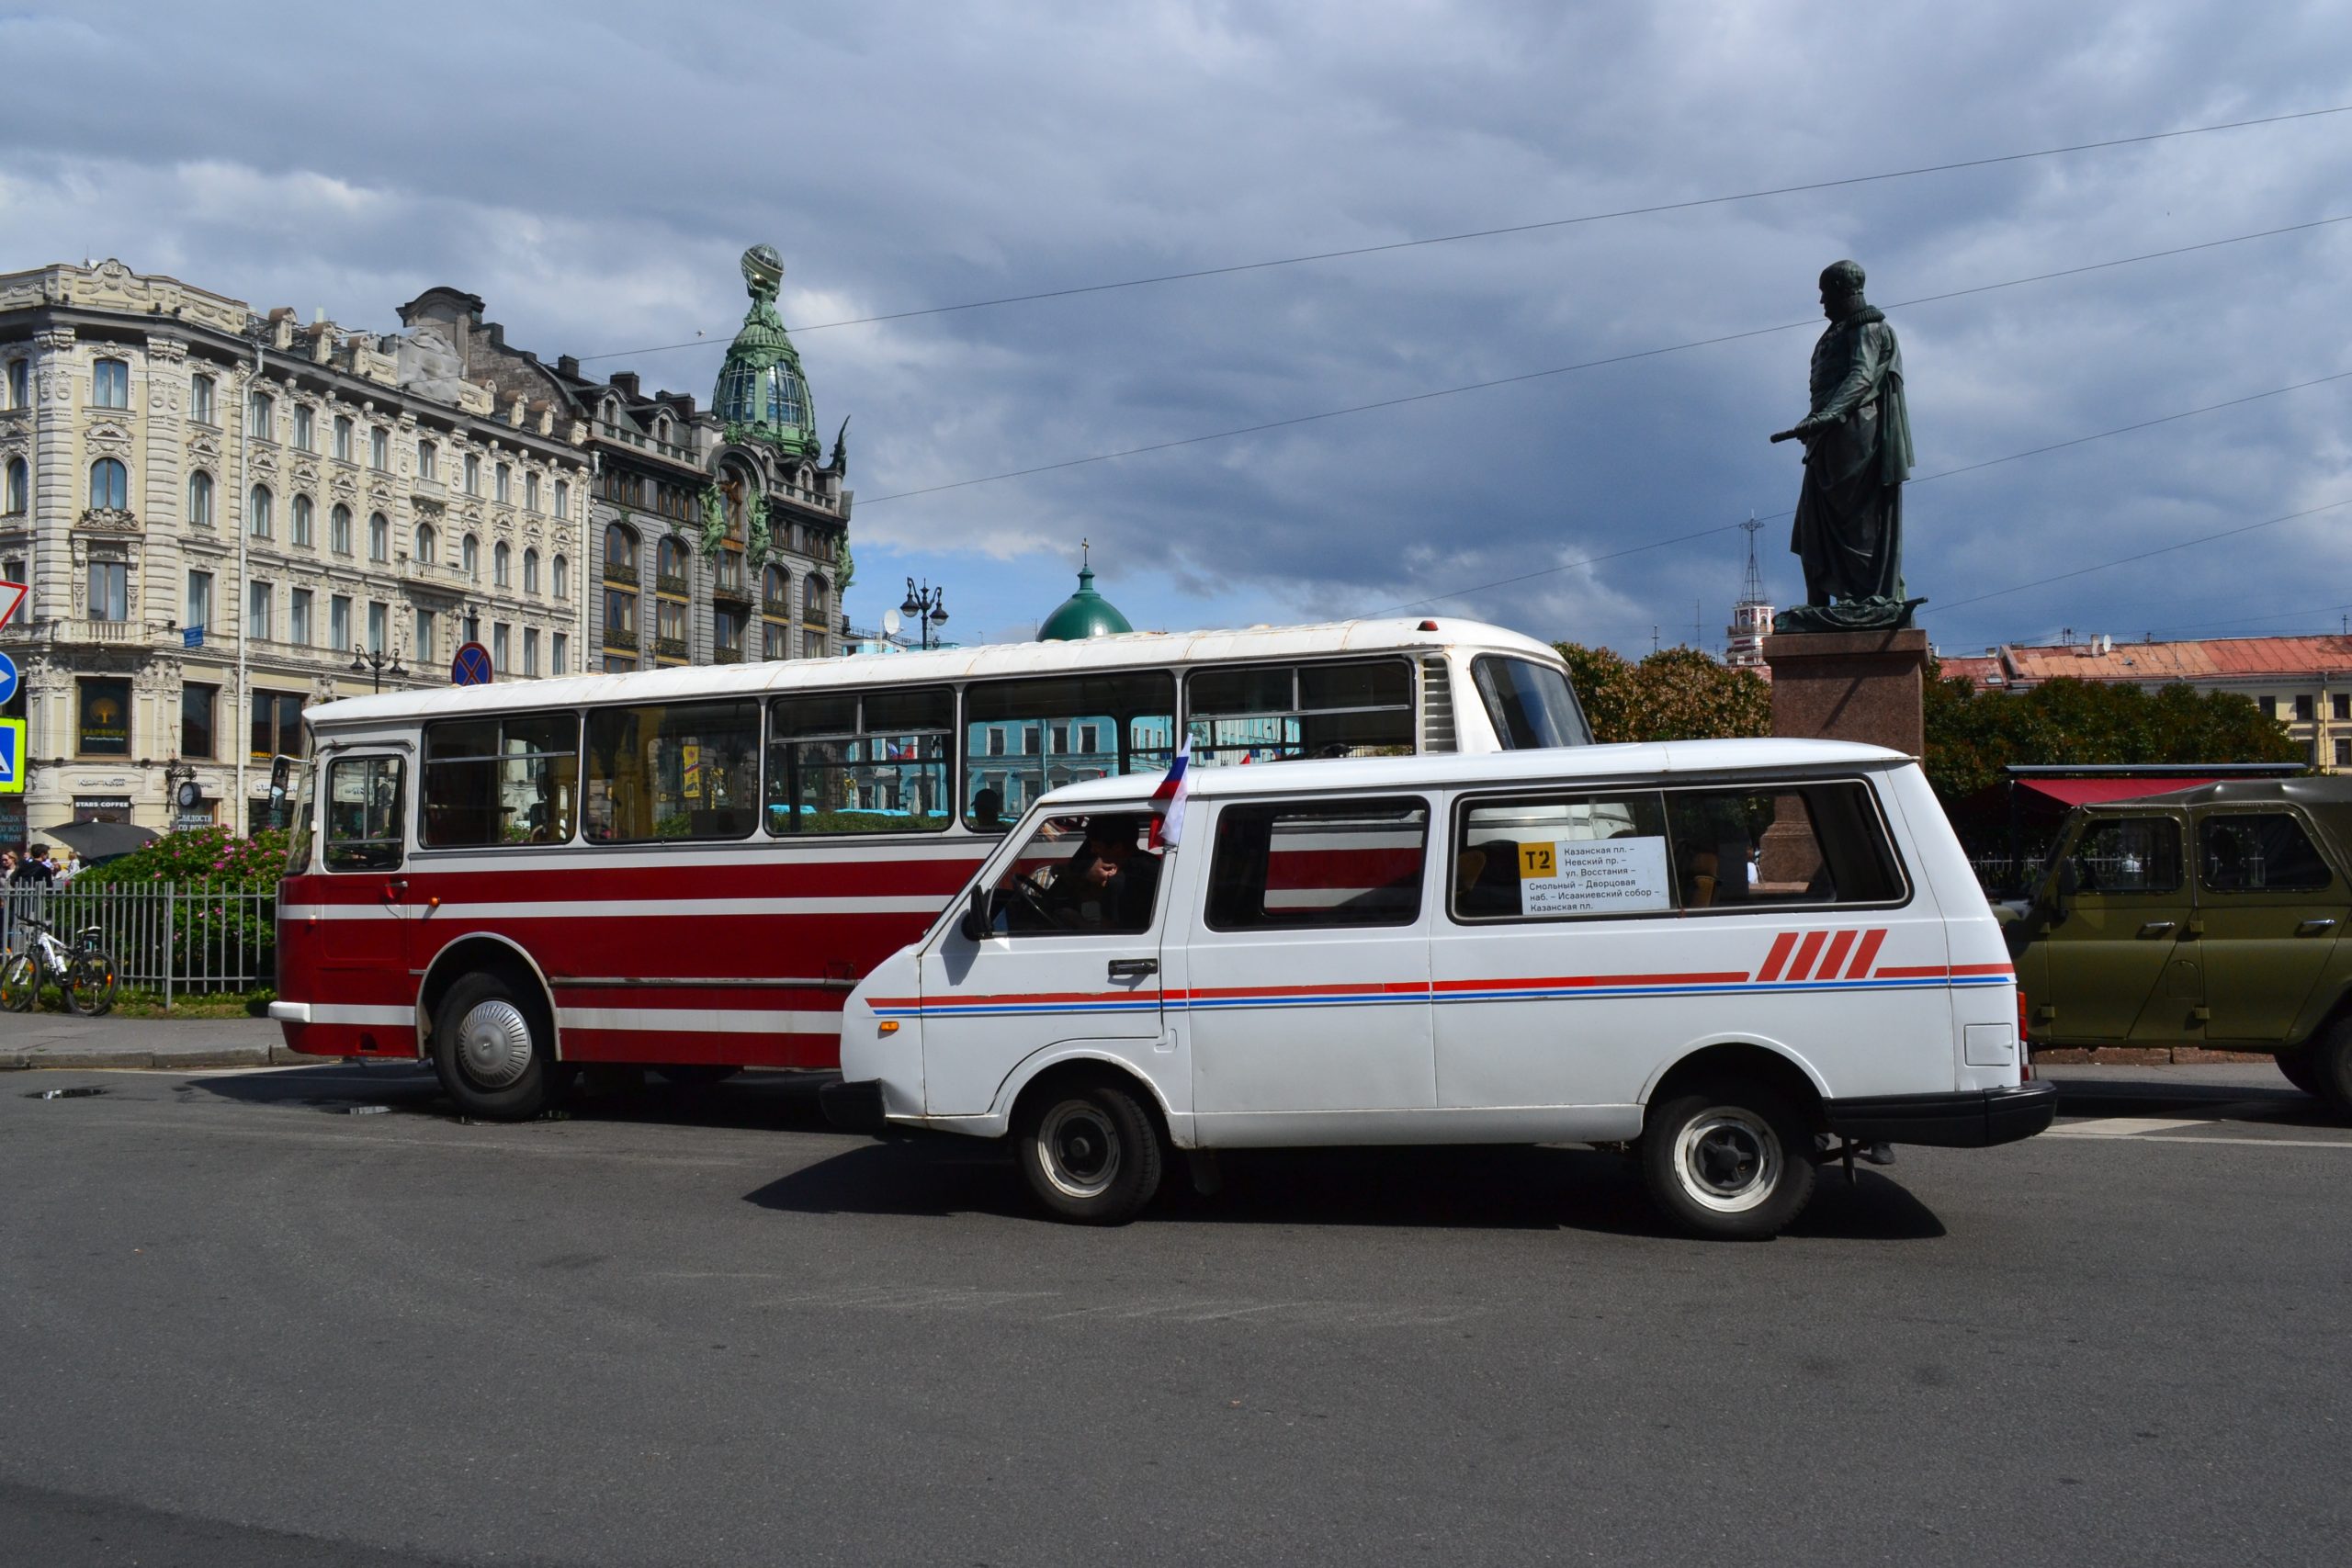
[0,915,118,1017]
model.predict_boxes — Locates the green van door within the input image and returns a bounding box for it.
[2032,811,2203,1043]
[2192,809,2344,1044]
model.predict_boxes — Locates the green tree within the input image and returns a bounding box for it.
[1555,642,1772,744]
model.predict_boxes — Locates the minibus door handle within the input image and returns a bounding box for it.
[1107,958,1159,981]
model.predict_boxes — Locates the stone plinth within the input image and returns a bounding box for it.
[1758,626,1930,885]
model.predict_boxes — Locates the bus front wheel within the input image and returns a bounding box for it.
[431,972,557,1121]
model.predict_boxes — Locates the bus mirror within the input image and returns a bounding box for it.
[958,886,991,942]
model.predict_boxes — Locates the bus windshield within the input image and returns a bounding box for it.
[1473,656,1590,748]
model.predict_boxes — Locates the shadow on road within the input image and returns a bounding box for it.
[188,1063,838,1132]
[744,1139,1947,1240]
[2049,1075,2337,1127]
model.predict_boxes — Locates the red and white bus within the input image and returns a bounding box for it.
[269,616,1589,1117]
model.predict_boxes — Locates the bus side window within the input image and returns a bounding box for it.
[1185,659,1414,766]
[962,671,1175,829]
[767,686,954,835]
[323,756,406,873]
[582,699,761,842]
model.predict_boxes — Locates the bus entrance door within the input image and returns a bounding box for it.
[311,750,419,1054]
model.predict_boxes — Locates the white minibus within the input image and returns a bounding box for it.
[826,739,2054,1237]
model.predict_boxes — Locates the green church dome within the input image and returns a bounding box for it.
[713,243,820,460]
[1038,563,1133,641]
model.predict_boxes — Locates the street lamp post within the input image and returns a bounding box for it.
[350,641,409,694]
[899,578,950,650]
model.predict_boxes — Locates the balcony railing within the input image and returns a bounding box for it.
[656,572,690,598]
[603,626,639,652]
[763,598,792,619]
[712,581,752,607]
[411,477,446,502]
[654,636,688,661]
[56,617,144,645]
[604,561,639,588]
[713,648,744,665]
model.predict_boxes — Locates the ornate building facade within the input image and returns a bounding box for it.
[0,259,591,844]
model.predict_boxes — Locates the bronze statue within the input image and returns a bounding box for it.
[1770,260,1919,632]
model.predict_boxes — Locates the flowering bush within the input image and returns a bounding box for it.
[78,825,290,894]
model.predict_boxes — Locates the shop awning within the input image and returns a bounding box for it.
[2012,775,2224,807]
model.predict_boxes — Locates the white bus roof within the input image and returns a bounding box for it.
[1031,738,1913,809]
[303,616,1564,733]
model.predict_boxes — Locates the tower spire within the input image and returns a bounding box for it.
[1724,513,1773,668]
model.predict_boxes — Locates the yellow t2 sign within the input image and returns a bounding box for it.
[1518,841,1556,878]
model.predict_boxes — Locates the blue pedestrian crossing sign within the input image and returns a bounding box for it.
[0,649,17,705]
[451,640,493,687]
[0,717,24,795]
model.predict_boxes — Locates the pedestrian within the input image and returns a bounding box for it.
[9,845,51,888]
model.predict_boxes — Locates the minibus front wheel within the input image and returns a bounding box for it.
[1640,1081,1816,1240]
[1012,1071,1166,1225]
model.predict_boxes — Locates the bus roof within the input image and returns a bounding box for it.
[302,616,1564,733]
[1031,738,1914,809]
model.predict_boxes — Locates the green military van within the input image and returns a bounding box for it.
[2002,778,2352,1115]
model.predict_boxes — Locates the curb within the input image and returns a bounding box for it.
[1,1044,318,1072]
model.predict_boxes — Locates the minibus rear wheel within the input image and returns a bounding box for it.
[431,972,556,1122]
[1640,1081,1816,1240]
[1013,1075,1165,1225]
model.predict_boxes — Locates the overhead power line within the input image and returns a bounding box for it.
[860,213,2352,508]
[573,102,2352,362]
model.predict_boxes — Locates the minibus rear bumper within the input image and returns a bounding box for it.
[1824,1081,2058,1148]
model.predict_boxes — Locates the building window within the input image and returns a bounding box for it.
[247,579,272,640]
[331,504,353,555]
[2335,694,2351,723]
[552,554,570,600]
[2336,739,2351,768]
[190,374,215,425]
[554,478,570,518]
[370,427,389,470]
[604,525,638,580]
[181,683,218,761]
[186,468,214,526]
[763,621,791,659]
[186,570,212,632]
[494,462,511,502]
[292,493,314,547]
[250,689,303,761]
[2296,694,2316,724]
[525,471,540,513]
[247,483,272,539]
[78,677,131,755]
[5,457,25,514]
[247,390,275,438]
[656,598,688,658]
[92,357,130,409]
[334,415,353,461]
[5,359,27,408]
[367,601,388,655]
[415,606,436,661]
[330,595,352,651]
[293,404,314,451]
[551,633,569,674]
[86,559,129,622]
[290,588,313,646]
[90,457,129,510]
[370,512,390,562]
[494,540,512,587]
[418,440,437,480]
[464,453,481,494]
[523,626,539,677]
[492,622,511,672]
[2260,694,2277,717]
[413,523,436,566]
[523,547,540,593]
[604,587,637,642]
[803,574,829,625]
[461,534,480,579]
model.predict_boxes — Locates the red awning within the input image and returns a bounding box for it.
[2014,775,2222,807]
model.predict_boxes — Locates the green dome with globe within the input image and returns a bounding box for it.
[1037,552,1133,641]
[713,243,820,460]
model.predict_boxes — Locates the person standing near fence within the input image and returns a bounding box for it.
[10,847,51,888]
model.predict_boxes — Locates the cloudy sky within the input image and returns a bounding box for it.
[5,1,2348,655]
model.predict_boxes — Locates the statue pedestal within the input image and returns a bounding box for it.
[1757,627,1930,885]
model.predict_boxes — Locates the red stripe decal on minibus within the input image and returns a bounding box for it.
[1782,931,1827,982]
[1817,930,1858,980]
[1948,963,2016,977]
[1756,931,1798,983]
[1846,928,1888,978]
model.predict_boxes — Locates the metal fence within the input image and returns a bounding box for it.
[1,881,276,1002]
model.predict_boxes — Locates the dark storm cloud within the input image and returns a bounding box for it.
[4,0,2348,651]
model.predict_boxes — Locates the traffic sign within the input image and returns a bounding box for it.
[451,641,493,686]
[0,718,24,795]
[0,578,25,633]
[0,649,17,706]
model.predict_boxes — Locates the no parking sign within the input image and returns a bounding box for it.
[451,641,493,686]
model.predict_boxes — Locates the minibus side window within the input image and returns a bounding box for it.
[1453,792,1672,920]
[1661,783,1905,909]
[963,672,1175,829]
[1185,659,1415,767]
[582,699,761,842]
[421,712,579,847]
[985,811,1160,936]
[322,756,405,872]
[767,686,954,835]
[1204,797,1430,930]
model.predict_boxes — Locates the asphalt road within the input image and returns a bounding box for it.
[2,1059,2346,1567]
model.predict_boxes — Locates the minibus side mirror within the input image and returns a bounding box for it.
[957,886,993,942]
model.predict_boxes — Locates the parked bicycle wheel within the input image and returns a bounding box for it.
[0,952,39,1013]
[65,951,117,1017]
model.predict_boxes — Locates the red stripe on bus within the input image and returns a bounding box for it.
[1783,931,1828,982]
[1816,930,1858,981]
[1755,931,1798,983]
[1846,928,1888,978]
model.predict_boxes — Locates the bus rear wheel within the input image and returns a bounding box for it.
[1013,1076,1164,1225]
[432,973,557,1121]
[1641,1080,1816,1240]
